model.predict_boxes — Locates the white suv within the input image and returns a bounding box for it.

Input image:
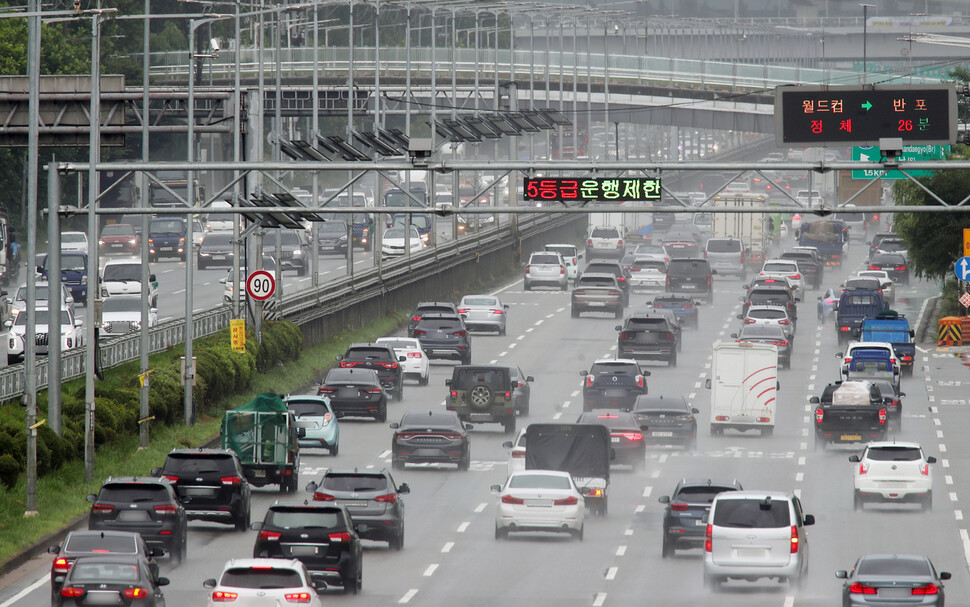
[850,441,935,511]
[586,226,624,260]
[758,259,804,294]
[5,306,83,365]
[704,490,814,590]
[100,258,159,307]
[523,251,567,291]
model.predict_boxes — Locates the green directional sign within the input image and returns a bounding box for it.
[851,144,949,180]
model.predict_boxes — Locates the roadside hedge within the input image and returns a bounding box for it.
[0,320,302,489]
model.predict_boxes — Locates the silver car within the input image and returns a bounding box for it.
[524,251,567,291]
[738,305,795,341]
[4,281,75,322]
[458,294,508,335]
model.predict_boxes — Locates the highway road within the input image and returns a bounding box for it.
[2,228,967,607]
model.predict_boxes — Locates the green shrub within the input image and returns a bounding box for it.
[0,454,18,489]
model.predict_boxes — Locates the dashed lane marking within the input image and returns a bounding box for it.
[593,593,607,607]
[616,546,627,557]
[642,487,652,498]
[563,401,571,409]
[457,522,469,533]
[441,542,454,553]
[605,567,618,581]
[474,502,487,513]
[956,511,964,521]
[950,492,959,502]
[553,412,563,420]
[572,390,580,397]
[634,505,645,514]
[379,450,391,458]
[624,529,633,536]
[947,476,954,485]
[423,564,438,577]
[516,335,524,341]
[399,589,418,604]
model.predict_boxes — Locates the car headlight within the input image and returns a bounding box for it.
[101,287,109,297]
[421,233,430,242]
[98,239,106,245]
[128,238,137,245]
[338,235,347,241]
[292,249,303,256]
[179,237,186,244]
[66,338,73,348]
[81,276,87,285]
[10,308,20,318]
[8,338,15,350]
[102,323,112,333]
[131,321,141,331]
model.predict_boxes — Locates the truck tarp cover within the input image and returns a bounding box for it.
[832,382,872,406]
[525,424,610,480]
[221,392,288,466]
[802,221,841,241]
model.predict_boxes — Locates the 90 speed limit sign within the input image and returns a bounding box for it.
[246,270,276,301]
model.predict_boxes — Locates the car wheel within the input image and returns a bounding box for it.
[503,416,516,434]
[198,261,206,270]
[396,386,404,402]
[298,266,307,277]
[458,454,470,471]
[561,281,568,292]
[234,506,250,531]
[661,537,673,558]
[923,492,933,511]
[571,307,579,318]
[495,525,508,540]
[418,373,429,386]
[520,399,530,417]
[392,458,404,471]
[524,282,531,292]
[330,442,339,456]
[499,326,506,336]
[461,354,472,365]
[703,574,720,591]
[853,490,862,511]
[390,529,404,550]
[178,530,188,562]
[376,404,387,423]
[689,435,698,450]
[7,355,20,366]
[573,526,584,542]
[614,307,622,319]
[668,353,677,368]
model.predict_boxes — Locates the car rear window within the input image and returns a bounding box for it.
[452,367,508,387]
[220,568,303,589]
[322,473,388,492]
[266,507,342,529]
[65,534,137,553]
[578,413,637,428]
[706,240,741,253]
[286,401,330,417]
[591,227,619,238]
[546,245,577,257]
[748,309,787,319]
[71,562,140,582]
[415,305,455,315]
[98,484,169,502]
[865,446,921,461]
[416,319,461,330]
[462,297,498,306]
[856,557,930,576]
[163,453,236,475]
[871,254,905,265]
[530,254,561,265]
[675,486,736,503]
[590,363,637,375]
[345,347,393,360]
[739,325,786,339]
[625,317,667,328]
[325,368,379,384]
[378,339,419,350]
[749,291,792,305]
[633,260,665,271]
[508,474,571,490]
[578,276,616,287]
[713,498,791,528]
[841,294,880,306]
[667,260,709,276]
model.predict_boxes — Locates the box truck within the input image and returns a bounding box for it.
[706,341,779,437]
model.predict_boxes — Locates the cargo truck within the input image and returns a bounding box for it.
[797,219,848,266]
[706,341,779,437]
[856,311,916,376]
[710,194,769,266]
[221,392,302,493]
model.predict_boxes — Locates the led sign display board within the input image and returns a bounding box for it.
[523,178,661,202]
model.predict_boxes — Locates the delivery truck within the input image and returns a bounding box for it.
[706,341,779,437]
[710,194,769,265]
[221,392,302,493]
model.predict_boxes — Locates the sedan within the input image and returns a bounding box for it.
[55,555,169,607]
[376,337,430,385]
[738,305,795,342]
[285,395,339,455]
[869,253,909,285]
[197,232,235,270]
[98,223,140,255]
[576,410,645,470]
[381,226,423,256]
[836,554,950,606]
[100,295,158,338]
[732,324,791,369]
[631,394,699,449]
[851,441,936,511]
[317,368,387,422]
[492,470,585,540]
[458,294,509,335]
[204,558,325,607]
[390,410,471,470]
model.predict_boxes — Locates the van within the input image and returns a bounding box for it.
[704,238,746,279]
[706,341,778,437]
[835,289,885,345]
[703,491,814,590]
[147,217,187,262]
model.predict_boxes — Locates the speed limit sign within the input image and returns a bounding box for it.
[246,270,276,301]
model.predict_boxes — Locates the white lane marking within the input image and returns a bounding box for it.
[562,401,571,409]
[782,596,795,607]
[658,454,667,464]
[960,529,970,576]
[794,489,802,499]
[441,542,454,553]
[624,529,633,536]
[650,470,660,479]
[809,374,816,381]
[688,392,696,399]
[174,289,185,294]
[499,351,508,357]
[937,430,945,438]
[535,319,544,326]
[516,335,524,341]
[800,442,807,450]
[423,564,438,577]
[943,459,951,468]
[940,444,948,453]
[526,328,534,333]
[508,343,517,349]
[593,593,607,607]
[490,279,523,295]
[798,457,806,466]
[0,575,47,607]
[399,589,419,604]
[934,418,942,426]
[572,390,580,397]
[634,505,645,514]
[553,412,563,420]
[474,502,487,513]
[616,545,627,556]
[605,567,618,580]
[379,450,391,458]
[947,476,954,485]
[489,360,498,364]
[366,464,375,469]
[795,472,804,482]
[546,313,555,319]
[642,487,652,497]
[950,492,959,502]
[956,511,964,521]
[162,268,175,273]
[457,522,470,533]
[557,307,565,312]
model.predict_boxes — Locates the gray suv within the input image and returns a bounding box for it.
[307,469,410,550]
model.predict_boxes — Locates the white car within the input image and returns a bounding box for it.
[850,441,936,511]
[586,225,624,260]
[502,428,527,474]
[545,244,581,284]
[375,337,429,385]
[219,258,277,304]
[100,258,159,307]
[204,200,234,233]
[628,257,667,290]
[492,470,585,540]
[758,259,804,293]
[856,269,895,306]
[738,305,795,341]
[631,244,668,263]
[203,558,325,607]
[100,295,158,338]
[381,226,423,256]
[3,282,74,322]
[838,341,898,381]
[61,231,88,253]
[5,307,83,365]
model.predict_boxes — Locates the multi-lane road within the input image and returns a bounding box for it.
[2,228,968,607]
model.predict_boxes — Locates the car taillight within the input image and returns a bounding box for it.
[154,504,177,514]
[895,265,906,270]
[772,340,788,346]
[665,275,670,286]
[617,239,623,247]
[61,587,85,598]
[452,330,467,336]
[560,265,566,275]
[406,351,423,358]
[849,583,877,595]
[571,257,577,265]
[615,432,642,441]
[869,265,879,270]
[123,588,148,599]
[53,558,71,573]
[919,462,930,475]
[585,376,594,387]
[328,532,351,542]
[789,273,801,280]
[790,525,799,553]
[212,590,239,601]
[491,308,505,315]
[554,496,579,506]
[511,449,526,458]
[162,474,179,482]
[704,524,712,552]
[380,362,399,369]
[743,318,755,324]
[525,264,532,275]
[318,386,336,394]
[313,492,336,501]
[504,392,512,399]
[220,476,241,486]
[911,583,939,595]
[413,330,427,337]
[878,408,887,424]
[457,308,469,314]
[502,495,525,504]
[587,239,593,246]
[411,316,421,322]
[259,530,282,541]
[670,503,689,511]
[815,408,824,424]
[635,375,644,388]
[92,503,114,513]
[285,592,313,603]
[778,319,791,325]
[859,462,869,475]
[666,332,675,341]
[619,331,631,340]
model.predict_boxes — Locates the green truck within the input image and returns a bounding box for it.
[221,392,302,493]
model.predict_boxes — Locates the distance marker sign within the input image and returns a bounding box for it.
[775,84,957,147]
[246,270,276,301]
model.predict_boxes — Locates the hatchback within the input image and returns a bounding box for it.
[850,441,935,511]
[836,554,950,606]
[318,368,387,422]
[203,559,325,607]
[376,337,430,385]
[492,470,585,540]
[308,469,410,550]
[285,395,339,455]
[738,305,795,341]
[458,294,509,335]
[55,555,169,607]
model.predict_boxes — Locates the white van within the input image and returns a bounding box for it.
[706,341,779,437]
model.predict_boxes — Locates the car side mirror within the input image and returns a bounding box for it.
[148,547,164,557]
[705,378,711,389]
[389,422,400,429]
[399,355,406,362]
[464,424,474,431]
[835,570,848,579]
[305,481,318,493]
[490,484,501,493]
[738,296,745,302]
[250,521,263,531]
[150,467,162,476]
[157,577,170,586]
[909,330,915,338]
[899,392,906,397]
[658,495,670,504]
[526,376,534,382]
[311,576,328,592]
[3,320,11,329]
[504,304,509,310]
[776,381,781,391]
[502,441,513,449]
[643,370,651,377]
[179,495,192,504]
[614,325,622,331]
[335,355,343,362]
[203,579,217,589]
[835,352,844,359]
[2,298,9,305]
[848,455,860,462]
[398,483,410,494]
[729,333,738,339]
[610,448,616,461]
[809,396,820,404]
[940,572,952,580]
[74,320,83,327]
[218,277,227,284]
[444,379,451,387]
[47,545,60,554]
[297,428,306,438]
[36,265,43,274]
[927,456,937,464]
[691,407,700,414]
[53,575,65,584]
[710,269,717,275]
[149,274,157,282]
[86,493,97,503]
[794,297,801,303]
[579,486,591,495]
[802,514,815,526]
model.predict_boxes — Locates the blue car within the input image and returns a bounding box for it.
[651,294,699,329]
[284,395,340,456]
[38,251,88,305]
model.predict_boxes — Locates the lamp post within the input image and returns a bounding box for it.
[861,3,874,85]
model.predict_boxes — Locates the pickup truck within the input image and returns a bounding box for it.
[811,380,887,450]
[571,273,624,318]
[857,312,916,376]
[836,289,885,345]
[838,342,899,387]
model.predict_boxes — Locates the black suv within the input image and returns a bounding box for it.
[308,469,409,550]
[446,365,515,433]
[413,314,472,365]
[741,286,799,320]
[48,531,162,601]
[152,448,252,531]
[251,501,363,594]
[86,477,188,563]
[615,312,679,367]
[584,261,631,306]
[408,301,458,337]
[263,228,311,276]
[336,343,406,400]
[658,478,743,557]
[581,359,650,411]
[665,258,714,302]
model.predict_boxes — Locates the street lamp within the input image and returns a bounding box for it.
[861,3,874,85]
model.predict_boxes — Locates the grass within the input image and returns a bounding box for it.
[0,311,406,569]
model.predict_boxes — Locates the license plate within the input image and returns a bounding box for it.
[652,431,673,437]
[83,591,122,605]
[878,588,911,598]
[117,510,150,522]
[288,545,318,556]
[588,302,606,307]
[110,244,122,248]
[183,486,215,497]
[694,519,706,526]
[252,469,266,478]
[525,499,552,507]
[611,437,620,443]
[680,285,696,289]
[840,434,862,441]
[338,501,368,509]
[737,547,765,558]
[212,255,225,260]
[160,247,173,252]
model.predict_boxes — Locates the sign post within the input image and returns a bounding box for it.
[246,270,276,302]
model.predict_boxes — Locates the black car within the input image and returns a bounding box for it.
[263,228,311,276]
[581,359,649,412]
[657,479,743,557]
[197,231,235,270]
[836,554,950,606]
[632,394,700,449]
[407,301,459,337]
[779,250,822,289]
[584,261,631,306]
[576,410,645,470]
[251,501,363,594]
[615,312,679,367]
[412,313,472,365]
[308,469,409,550]
[86,477,188,563]
[391,410,472,470]
[732,324,792,369]
[147,217,187,262]
[336,342,405,400]
[505,365,534,416]
[54,555,169,607]
[318,221,349,254]
[871,378,905,429]
[318,367,388,422]
[665,258,714,302]
[48,531,162,602]
[869,252,909,284]
[151,448,252,531]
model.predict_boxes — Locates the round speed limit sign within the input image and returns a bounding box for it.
[246,270,276,301]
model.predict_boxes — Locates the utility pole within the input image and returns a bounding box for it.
[139,0,151,448]
[25,0,40,517]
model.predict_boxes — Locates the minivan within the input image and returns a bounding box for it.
[704,238,746,279]
[147,217,187,262]
[665,258,714,302]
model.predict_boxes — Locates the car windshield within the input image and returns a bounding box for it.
[98,484,168,503]
[263,231,303,246]
[220,568,303,590]
[17,285,55,302]
[102,225,134,237]
[392,215,431,230]
[321,473,388,492]
[713,498,791,528]
[15,310,71,327]
[103,264,141,282]
[461,297,498,307]
[63,233,87,243]
[163,453,236,475]
[321,223,347,234]
[58,254,87,272]
[150,220,183,234]
[65,534,136,553]
[266,507,341,529]
[102,298,141,313]
[508,474,571,490]
[546,246,576,257]
[70,563,140,582]
[384,228,414,240]
[865,447,922,461]
[203,233,232,246]
[675,486,735,503]
[739,325,785,339]
[706,240,741,253]
[856,557,930,576]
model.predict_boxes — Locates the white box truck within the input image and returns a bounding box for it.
[706,341,779,437]
[710,194,769,266]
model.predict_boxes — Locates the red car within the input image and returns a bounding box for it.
[99,223,140,254]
